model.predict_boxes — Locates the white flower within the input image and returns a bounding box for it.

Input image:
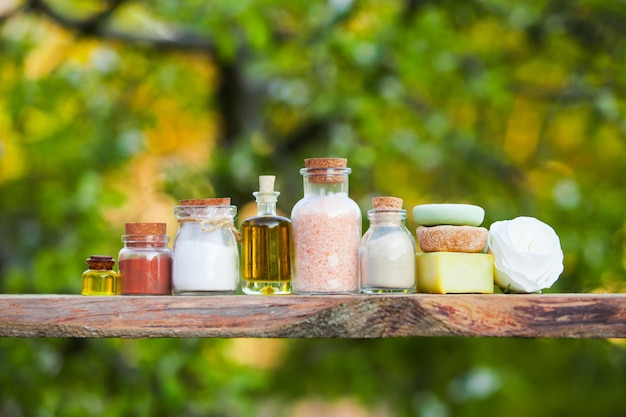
[488,216,564,293]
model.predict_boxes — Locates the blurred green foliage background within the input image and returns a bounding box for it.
[1,0,626,415]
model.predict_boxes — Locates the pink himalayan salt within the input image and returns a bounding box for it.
[291,194,361,293]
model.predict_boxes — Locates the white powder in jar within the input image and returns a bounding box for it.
[292,194,361,293]
[360,230,415,289]
[173,238,239,294]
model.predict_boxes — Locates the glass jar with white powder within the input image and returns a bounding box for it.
[172,198,239,295]
[359,196,416,294]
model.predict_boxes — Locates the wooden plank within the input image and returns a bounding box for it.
[0,294,625,339]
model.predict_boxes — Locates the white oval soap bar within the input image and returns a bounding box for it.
[412,204,485,226]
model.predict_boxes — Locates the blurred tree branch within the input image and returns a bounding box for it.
[24,0,215,52]
[28,0,125,34]
[13,0,361,152]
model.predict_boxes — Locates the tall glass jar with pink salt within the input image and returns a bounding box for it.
[291,158,362,294]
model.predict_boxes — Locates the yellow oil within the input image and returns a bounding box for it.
[82,270,121,296]
[240,216,293,295]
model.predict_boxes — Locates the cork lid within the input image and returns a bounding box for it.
[304,158,347,169]
[180,198,231,206]
[372,196,403,210]
[259,175,275,193]
[125,222,166,235]
[255,175,279,204]
[86,255,115,270]
[303,158,350,183]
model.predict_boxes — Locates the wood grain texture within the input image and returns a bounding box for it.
[0,294,625,339]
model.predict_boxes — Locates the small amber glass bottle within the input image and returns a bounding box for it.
[82,255,120,296]
[240,175,293,295]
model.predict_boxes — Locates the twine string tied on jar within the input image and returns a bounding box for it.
[179,217,242,242]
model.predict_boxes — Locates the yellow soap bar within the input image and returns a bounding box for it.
[416,252,494,294]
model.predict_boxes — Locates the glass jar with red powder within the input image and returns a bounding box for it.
[118,222,172,295]
[290,158,362,294]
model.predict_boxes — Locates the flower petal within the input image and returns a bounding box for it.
[488,217,564,293]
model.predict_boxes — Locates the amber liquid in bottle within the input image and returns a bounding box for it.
[82,255,121,296]
[241,216,293,294]
[241,177,293,295]
[82,270,121,295]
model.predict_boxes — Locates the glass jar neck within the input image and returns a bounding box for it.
[367,210,407,226]
[253,191,278,216]
[256,201,277,216]
[122,235,169,248]
[174,205,237,220]
[87,262,115,270]
[301,167,351,197]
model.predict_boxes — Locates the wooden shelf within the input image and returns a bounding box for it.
[0,294,625,339]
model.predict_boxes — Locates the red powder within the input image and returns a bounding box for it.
[120,256,172,295]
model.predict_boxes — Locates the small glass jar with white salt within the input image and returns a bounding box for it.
[359,196,416,294]
[172,198,239,295]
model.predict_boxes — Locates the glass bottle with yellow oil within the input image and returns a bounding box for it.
[82,255,121,295]
[240,175,293,294]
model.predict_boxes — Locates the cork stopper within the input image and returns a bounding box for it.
[259,175,275,193]
[86,255,115,270]
[303,158,350,183]
[254,175,279,204]
[180,198,231,206]
[125,222,166,235]
[304,158,347,169]
[372,196,403,210]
